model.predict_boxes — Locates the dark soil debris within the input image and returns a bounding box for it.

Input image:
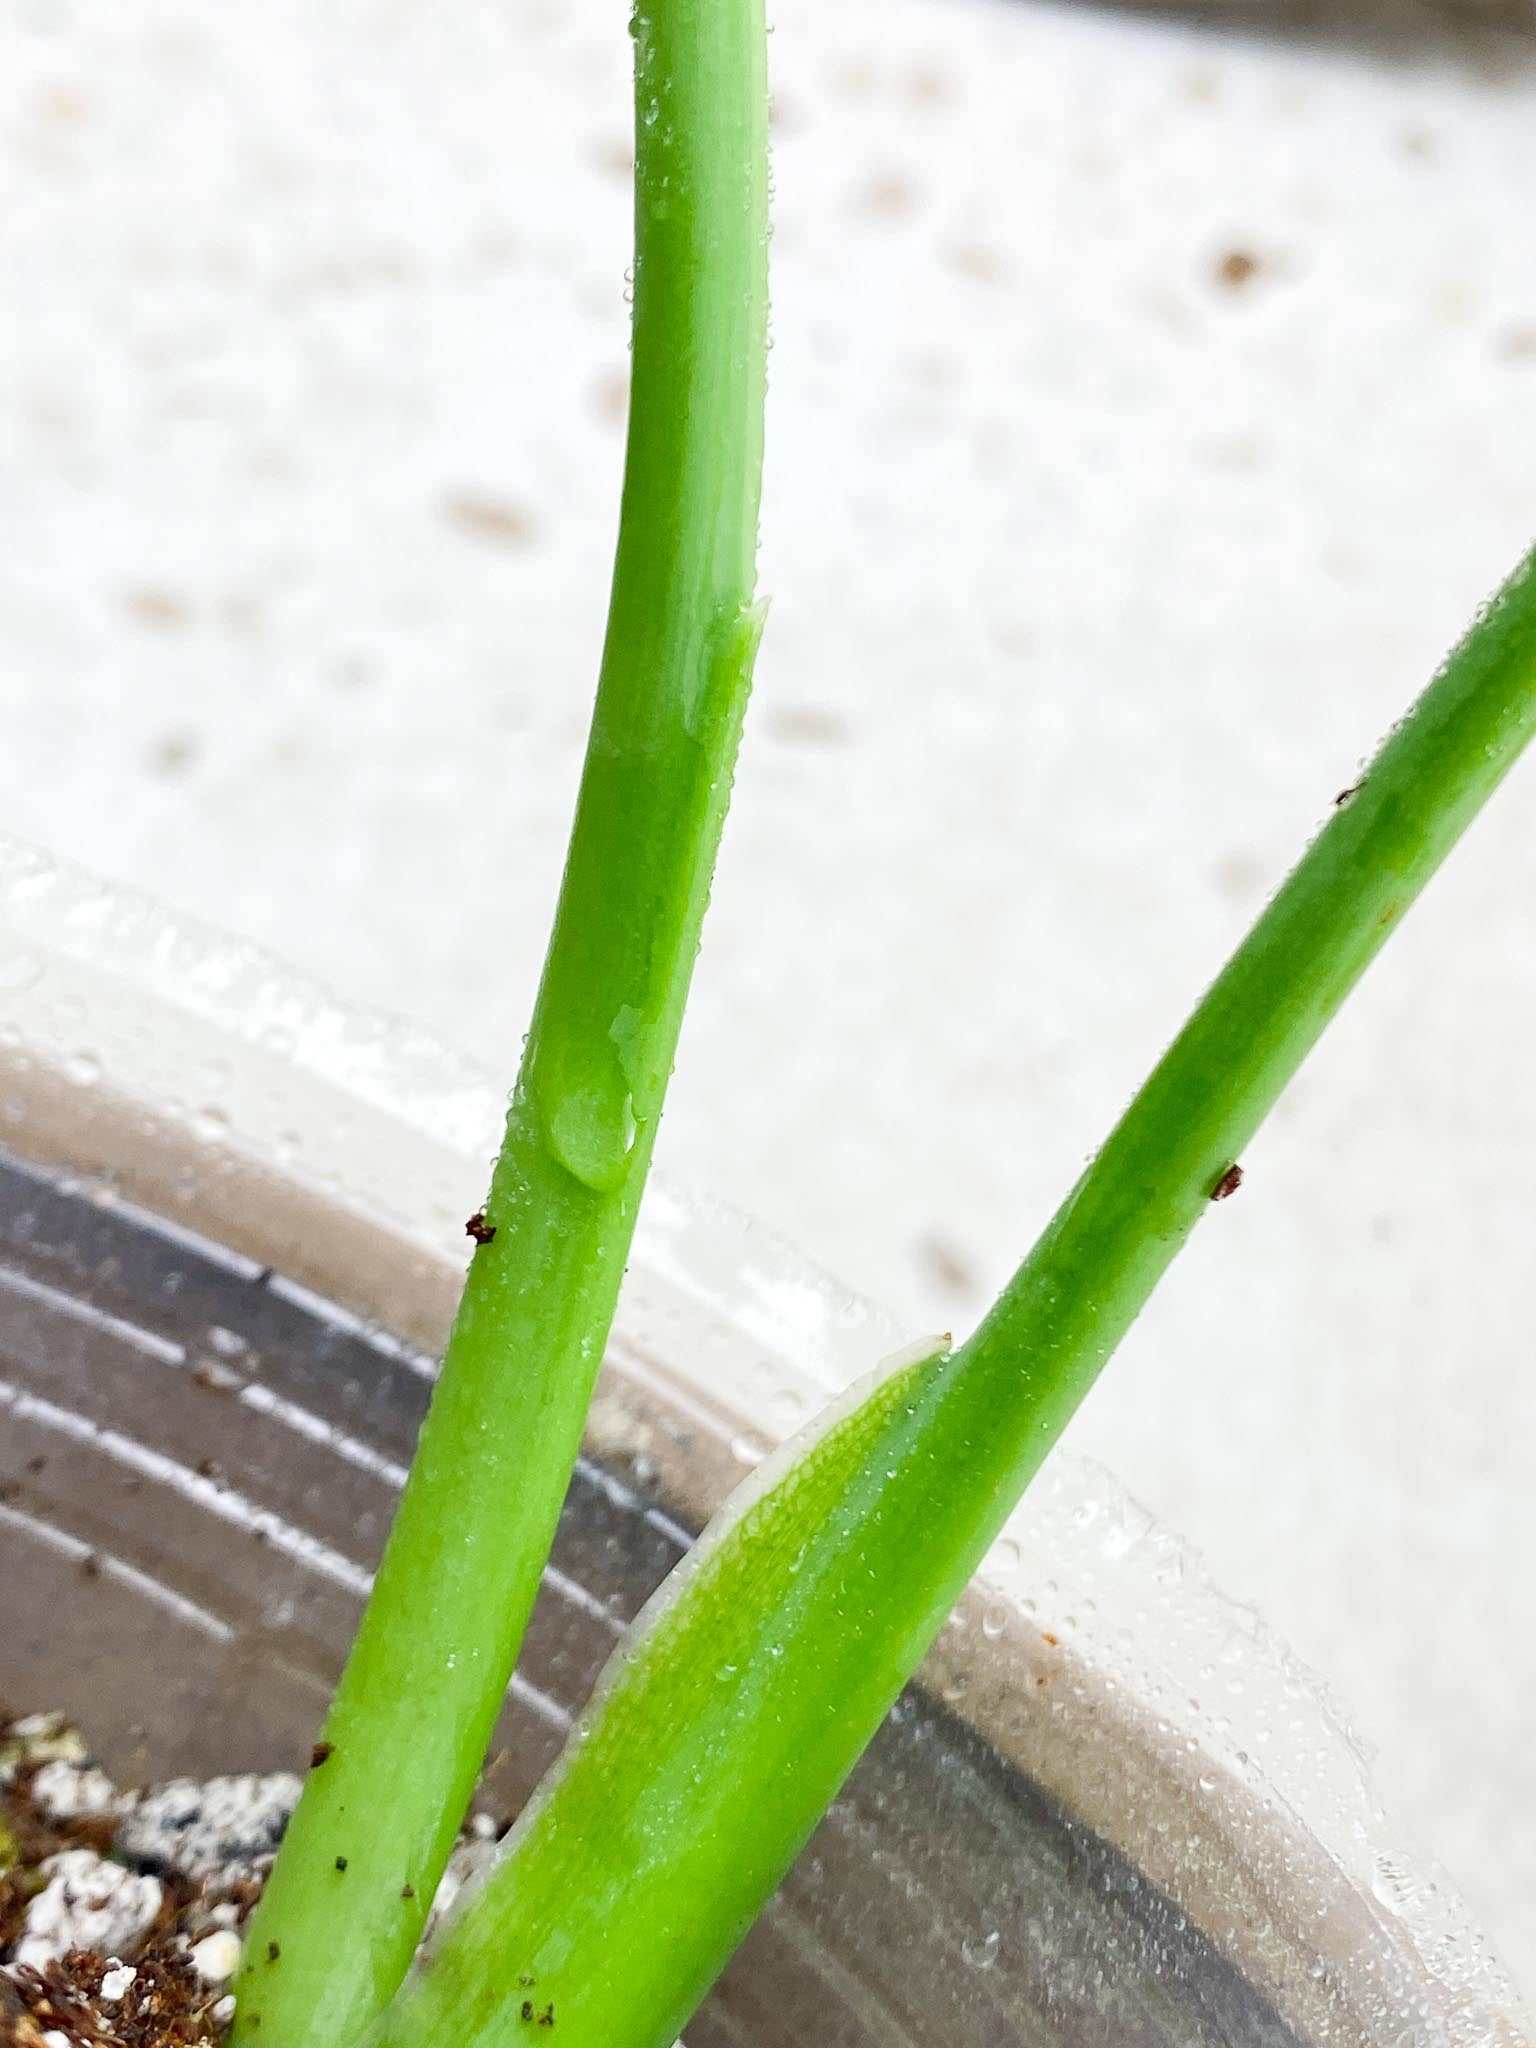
[2,1943,227,2048]
[3,1709,521,2048]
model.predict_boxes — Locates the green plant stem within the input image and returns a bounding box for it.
[368,548,1536,2048]
[232,6,768,2045]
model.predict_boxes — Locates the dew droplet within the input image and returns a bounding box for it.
[961,1930,1001,1971]
[541,1074,638,1193]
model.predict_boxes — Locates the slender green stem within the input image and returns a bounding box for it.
[369,548,1536,2048]
[233,8,769,2045]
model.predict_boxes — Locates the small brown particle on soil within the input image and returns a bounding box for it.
[310,1742,333,1768]
[1210,1164,1244,1202]
[146,730,201,781]
[857,170,916,218]
[917,1233,976,1296]
[1495,322,1536,365]
[80,1552,101,1579]
[465,1211,496,1246]
[122,587,191,632]
[25,1456,46,1474]
[0,1931,228,2048]
[592,368,628,427]
[1215,249,1260,290]
[443,493,532,548]
[764,703,849,748]
[591,135,632,179]
[944,240,1004,283]
[195,1457,223,1480]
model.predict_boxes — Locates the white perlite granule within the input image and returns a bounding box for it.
[423,1832,501,1942]
[13,1850,163,1971]
[29,1760,121,1823]
[189,1930,243,1986]
[97,1962,137,2003]
[0,1713,88,1788]
[115,1773,301,1885]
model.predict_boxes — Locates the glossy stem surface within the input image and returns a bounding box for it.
[372,547,1536,2048]
[233,4,768,2043]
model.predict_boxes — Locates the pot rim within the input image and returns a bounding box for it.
[0,830,1524,2048]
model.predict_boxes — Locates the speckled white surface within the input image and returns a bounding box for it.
[3,0,1535,2006]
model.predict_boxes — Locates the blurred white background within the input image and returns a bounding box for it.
[2,0,1535,2008]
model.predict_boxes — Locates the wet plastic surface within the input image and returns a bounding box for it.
[0,1147,1301,2047]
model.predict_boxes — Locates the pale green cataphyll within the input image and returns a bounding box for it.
[207,6,1536,2048]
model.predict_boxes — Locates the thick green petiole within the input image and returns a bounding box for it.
[369,548,1536,2048]
[232,4,769,2044]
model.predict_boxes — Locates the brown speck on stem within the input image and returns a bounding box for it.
[537,2006,555,2029]
[465,1211,497,1246]
[266,1942,281,1964]
[1334,782,1361,805]
[310,1742,334,1768]
[401,1883,416,1900]
[1210,1164,1244,1202]
[1379,902,1400,927]
[520,2002,534,2023]
[334,1856,348,1872]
